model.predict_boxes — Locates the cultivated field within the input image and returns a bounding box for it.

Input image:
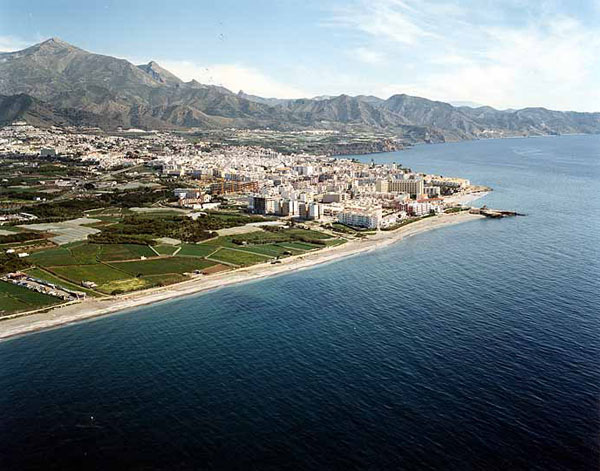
[208,248,271,266]
[177,243,220,258]
[108,257,216,276]
[5,218,346,298]
[0,280,61,315]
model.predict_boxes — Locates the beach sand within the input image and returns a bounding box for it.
[0,212,485,340]
[444,191,490,206]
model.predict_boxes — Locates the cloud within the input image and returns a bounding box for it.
[331,0,440,45]
[353,47,387,64]
[0,36,31,52]
[419,16,600,110]
[329,0,600,111]
[159,61,309,99]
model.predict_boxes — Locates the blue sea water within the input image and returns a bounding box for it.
[1,135,599,470]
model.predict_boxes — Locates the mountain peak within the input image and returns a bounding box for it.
[43,37,66,44]
[137,61,183,86]
[20,37,81,56]
[1,37,598,135]
[39,37,75,49]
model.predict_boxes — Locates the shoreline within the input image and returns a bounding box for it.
[0,211,486,341]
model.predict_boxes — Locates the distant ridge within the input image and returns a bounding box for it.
[0,38,599,141]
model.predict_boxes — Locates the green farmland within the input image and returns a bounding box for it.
[97,244,155,261]
[28,242,156,267]
[25,267,101,297]
[0,281,61,315]
[108,257,217,276]
[238,244,303,257]
[279,241,322,251]
[48,264,131,286]
[208,248,271,267]
[29,247,80,266]
[14,220,347,297]
[177,243,220,258]
[153,245,180,256]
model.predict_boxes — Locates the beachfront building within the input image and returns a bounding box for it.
[401,201,442,216]
[338,207,382,229]
[376,178,425,199]
[425,186,441,197]
[248,196,322,221]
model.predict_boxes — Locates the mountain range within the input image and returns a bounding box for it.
[1,38,599,143]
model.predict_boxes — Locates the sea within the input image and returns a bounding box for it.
[1,135,598,470]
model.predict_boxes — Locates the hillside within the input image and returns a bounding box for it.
[0,38,599,140]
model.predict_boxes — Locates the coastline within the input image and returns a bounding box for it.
[0,211,485,341]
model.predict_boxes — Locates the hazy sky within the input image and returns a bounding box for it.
[1,0,599,111]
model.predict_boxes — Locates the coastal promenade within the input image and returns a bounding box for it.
[0,211,485,340]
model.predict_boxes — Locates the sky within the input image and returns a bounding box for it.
[1,0,599,111]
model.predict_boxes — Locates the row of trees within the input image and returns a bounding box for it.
[0,252,30,275]
[87,233,158,245]
[0,232,45,244]
[94,214,220,244]
[26,189,175,220]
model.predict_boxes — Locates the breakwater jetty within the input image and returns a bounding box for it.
[469,206,525,218]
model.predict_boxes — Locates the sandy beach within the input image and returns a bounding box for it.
[0,212,485,340]
[444,190,490,206]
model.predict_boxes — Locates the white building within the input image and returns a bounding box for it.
[338,208,382,229]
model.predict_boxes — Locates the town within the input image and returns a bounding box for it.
[0,122,489,316]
